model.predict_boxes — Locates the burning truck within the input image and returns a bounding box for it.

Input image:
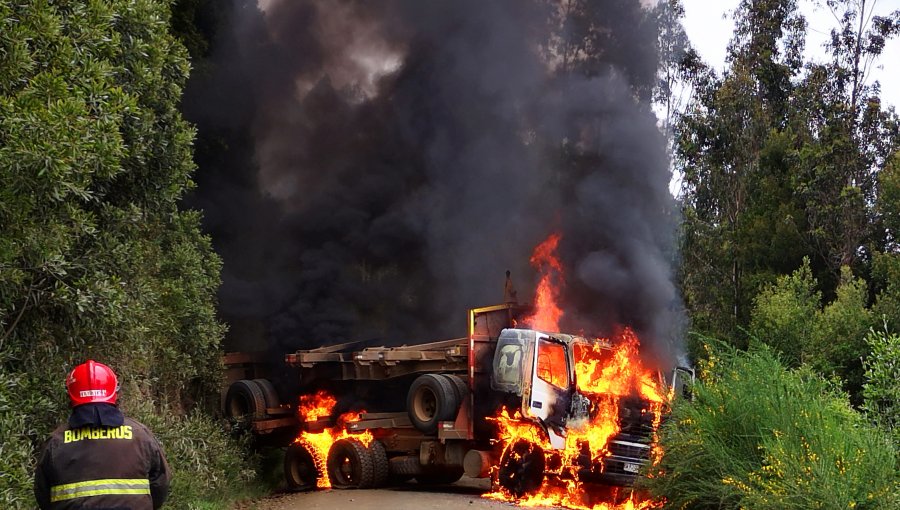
[223,302,692,507]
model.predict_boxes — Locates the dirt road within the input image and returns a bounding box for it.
[240,477,549,510]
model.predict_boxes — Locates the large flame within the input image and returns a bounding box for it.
[293,390,373,488]
[524,232,564,332]
[489,234,666,509]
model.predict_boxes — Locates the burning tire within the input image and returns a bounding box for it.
[407,374,459,434]
[497,439,545,498]
[284,443,320,491]
[369,440,390,488]
[224,379,267,422]
[326,438,375,489]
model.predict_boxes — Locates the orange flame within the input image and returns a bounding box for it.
[575,330,664,404]
[293,390,373,488]
[524,233,564,332]
[299,390,338,422]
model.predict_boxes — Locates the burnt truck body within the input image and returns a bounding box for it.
[223,304,692,493]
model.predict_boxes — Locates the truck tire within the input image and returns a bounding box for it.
[369,440,390,488]
[327,438,375,489]
[284,443,320,491]
[415,466,465,485]
[252,378,280,409]
[407,374,459,434]
[389,455,423,478]
[224,379,267,421]
[497,439,545,498]
[440,374,468,402]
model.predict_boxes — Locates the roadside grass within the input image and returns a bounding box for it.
[640,340,899,510]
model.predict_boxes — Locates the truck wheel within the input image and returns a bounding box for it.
[369,440,390,488]
[440,374,469,402]
[284,443,320,491]
[497,439,545,498]
[252,378,280,409]
[415,466,464,485]
[389,455,423,480]
[407,374,459,434]
[327,438,375,489]
[224,380,267,421]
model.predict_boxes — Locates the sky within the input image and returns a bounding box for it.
[681,0,900,109]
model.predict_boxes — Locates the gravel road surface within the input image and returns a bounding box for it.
[237,477,550,510]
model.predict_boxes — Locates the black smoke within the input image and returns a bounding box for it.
[181,0,682,367]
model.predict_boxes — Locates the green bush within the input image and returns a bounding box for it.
[748,258,819,366]
[641,341,899,510]
[130,400,266,510]
[862,327,900,449]
[808,267,873,402]
[749,262,874,402]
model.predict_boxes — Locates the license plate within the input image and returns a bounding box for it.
[623,462,641,473]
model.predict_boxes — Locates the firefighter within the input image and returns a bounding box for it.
[34,359,172,510]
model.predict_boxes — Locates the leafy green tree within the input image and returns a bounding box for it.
[652,0,692,144]
[678,0,811,340]
[0,1,246,507]
[877,152,900,243]
[792,1,900,279]
[678,0,900,343]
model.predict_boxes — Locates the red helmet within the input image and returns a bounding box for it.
[66,360,119,406]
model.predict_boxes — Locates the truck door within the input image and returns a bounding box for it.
[524,336,570,449]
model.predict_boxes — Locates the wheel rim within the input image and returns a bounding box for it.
[228,394,249,417]
[290,459,315,486]
[414,387,437,421]
[334,455,355,485]
[287,446,318,489]
[498,440,545,497]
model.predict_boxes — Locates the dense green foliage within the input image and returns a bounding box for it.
[749,261,875,401]
[656,1,900,506]
[642,342,898,509]
[678,0,900,342]
[0,1,256,508]
[862,328,900,448]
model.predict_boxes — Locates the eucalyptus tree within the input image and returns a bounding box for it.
[678,0,810,339]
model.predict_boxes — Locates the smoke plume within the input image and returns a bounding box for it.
[182,0,682,366]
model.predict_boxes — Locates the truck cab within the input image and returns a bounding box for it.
[489,328,693,487]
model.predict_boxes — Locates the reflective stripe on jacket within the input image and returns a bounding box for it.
[34,416,171,510]
[50,478,151,502]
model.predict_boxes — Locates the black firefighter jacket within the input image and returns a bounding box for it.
[34,412,171,510]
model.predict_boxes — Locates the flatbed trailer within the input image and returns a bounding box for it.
[223,304,526,488]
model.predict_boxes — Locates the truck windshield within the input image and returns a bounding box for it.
[537,339,567,389]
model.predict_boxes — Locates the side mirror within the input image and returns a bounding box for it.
[671,366,695,401]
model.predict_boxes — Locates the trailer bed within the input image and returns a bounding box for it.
[285,337,469,380]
